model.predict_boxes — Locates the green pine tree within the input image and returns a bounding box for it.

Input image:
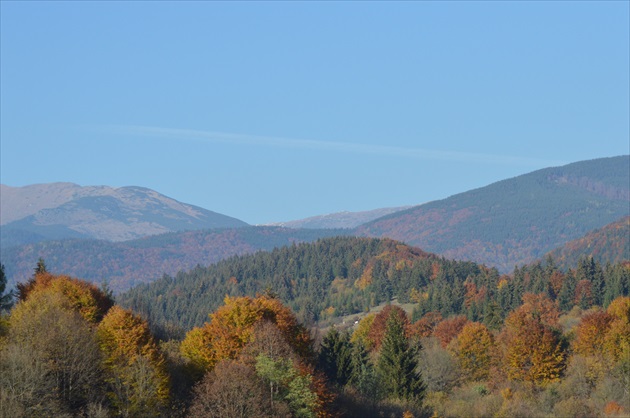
[34,257,48,275]
[349,340,380,400]
[376,311,425,403]
[318,327,352,386]
[483,301,503,330]
[0,264,13,310]
[558,271,577,312]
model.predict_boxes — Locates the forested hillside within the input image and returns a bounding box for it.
[119,237,629,340]
[2,237,629,417]
[119,237,451,334]
[357,156,630,272]
[1,227,348,292]
[544,216,630,271]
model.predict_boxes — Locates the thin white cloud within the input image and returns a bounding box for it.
[100,125,567,167]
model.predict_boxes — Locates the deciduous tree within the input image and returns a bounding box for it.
[5,289,104,413]
[97,306,169,416]
[433,315,470,348]
[368,305,409,351]
[501,303,566,386]
[180,295,312,374]
[454,322,496,381]
[572,309,613,357]
[15,273,113,323]
[188,360,273,418]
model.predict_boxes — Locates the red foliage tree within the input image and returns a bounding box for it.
[433,315,470,348]
[367,305,410,351]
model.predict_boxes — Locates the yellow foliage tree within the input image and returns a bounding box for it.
[603,296,630,363]
[350,313,375,351]
[6,289,104,411]
[16,272,113,323]
[454,322,496,381]
[97,306,170,416]
[354,265,373,290]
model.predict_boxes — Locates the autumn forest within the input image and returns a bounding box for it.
[0,234,628,417]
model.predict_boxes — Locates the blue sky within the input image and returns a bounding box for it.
[1,1,628,224]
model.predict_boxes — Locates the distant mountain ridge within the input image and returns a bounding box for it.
[265,206,413,229]
[0,226,349,292]
[0,182,248,247]
[357,156,630,272]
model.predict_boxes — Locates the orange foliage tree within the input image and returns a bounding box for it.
[500,294,566,386]
[572,309,614,357]
[180,295,312,374]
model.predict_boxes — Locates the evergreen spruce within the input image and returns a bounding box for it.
[483,301,502,330]
[376,311,426,403]
[0,264,14,310]
[318,327,352,386]
[590,259,605,306]
[34,257,48,275]
[558,271,577,312]
[349,340,380,399]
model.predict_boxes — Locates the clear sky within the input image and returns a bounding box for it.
[1,1,628,225]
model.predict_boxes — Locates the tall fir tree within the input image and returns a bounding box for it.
[603,263,629,306]
[558,271,577,312]
[0,264,13,310]
[376,311,425,403]
[318,327,352,387]
[349,340,380,399]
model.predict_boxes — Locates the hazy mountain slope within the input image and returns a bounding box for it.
[544,216,630,270]
[266,206,413,229]
[0,183,248,247]
[1,226,349,292]
[356,156,630,272]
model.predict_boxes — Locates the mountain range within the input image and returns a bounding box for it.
[0,183,248,248]
[1,156,628,290]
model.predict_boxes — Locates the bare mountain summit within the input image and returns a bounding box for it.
[266,206,413,229]
[0,183,248,247]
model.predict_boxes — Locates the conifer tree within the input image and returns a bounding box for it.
[34,258,47,275]
[558,271,577,312]
[376,311,425,403]
[318,327,352,386]
[349,340,379,399]
[0,264,13,310]
[483,301,503,331]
